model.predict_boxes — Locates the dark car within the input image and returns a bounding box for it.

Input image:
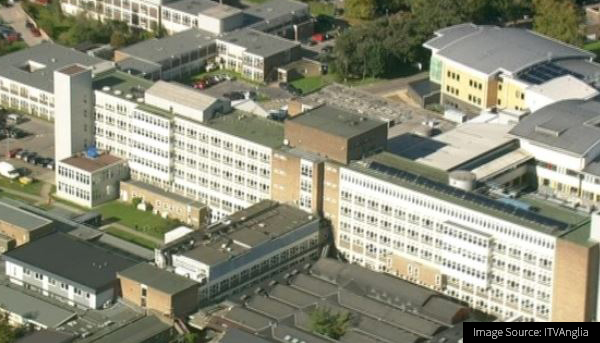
[223,91,245,101]
[278,82,288,90]
[25,152,38,163]
[45,160,55,170]
[33,156,46,165]
[25,22,34,29]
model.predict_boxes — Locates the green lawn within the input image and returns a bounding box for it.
[97,201,179,239]
[0,177,44,196]
[105,226,160,249]
[291,75,331,94]
[585,41,600,60]
[308,1,335,17]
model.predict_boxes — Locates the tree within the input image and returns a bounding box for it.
[345,0,378,20]
[0,315,16,343]
[309,307,351,340]
[110,31,129,48]
[533,0,583,46]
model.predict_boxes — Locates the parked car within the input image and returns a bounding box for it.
[33,156,46,166]
[193,80,207,89]
[224,74,236,81]
[45,160,55,170]
[30,28,41,38]
[223,91,245,101]
[278,82,288,90]
[25,152,38,163]
[25,22,34,29]
[15,149,29,159]
[7,147,22,158]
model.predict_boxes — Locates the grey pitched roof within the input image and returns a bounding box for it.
[509,99,600,156]
[92,316,172,343]
[217,29,299,57]
[116,57,160,76]
[424,24,594,75]
[0,200,53,231]
[118,28,215,64]
[3,233,136,291]
[15,330,75,343]
[220,329,273,343]
[0,42,106,92]
[0,285,76,329]
[118,263,198,295]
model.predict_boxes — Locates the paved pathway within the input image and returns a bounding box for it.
[0,4,46,46]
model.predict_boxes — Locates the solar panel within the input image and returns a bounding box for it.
[366,161,569,230]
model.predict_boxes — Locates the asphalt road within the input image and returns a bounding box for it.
[0,3,46,46]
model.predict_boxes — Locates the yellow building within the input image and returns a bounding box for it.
[424,24,596,115]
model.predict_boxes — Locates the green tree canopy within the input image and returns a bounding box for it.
[345,0,378,20]
[533,0,583,46]
[308,307,352,340]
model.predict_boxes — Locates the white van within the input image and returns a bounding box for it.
[7,113,20,123]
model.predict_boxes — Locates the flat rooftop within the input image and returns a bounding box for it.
[146,81,220,113]
[218,29,299,57]
[118,28,215,64]
[60,153,123,173]
[182,201,316,266]
[288,104,386,138]
[93,69,154,100]
[389,123,516,171]
[3,233,136,291]
[165,0,241,17]
[118,263,198,295]
[348,153,575,236]
[0,285,76,328]
[0,200,53,231]
[206,111,284,148]
[15,330,75,343]
[0,42,106,92]
[244,0,308,21]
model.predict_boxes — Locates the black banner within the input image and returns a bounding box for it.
[464,322,599,342]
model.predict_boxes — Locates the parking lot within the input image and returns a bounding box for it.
[188,74,293,101]
[1,116,55,184]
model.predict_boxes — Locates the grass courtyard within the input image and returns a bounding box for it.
[97,201,180,239]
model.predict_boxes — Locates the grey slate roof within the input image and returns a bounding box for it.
[92,316,172,343]
[220,328,273,343]
[0,285,76,328]
[223,307,272,332]
[3,233,136,291]
[118,28,215,64]
[509,99,600,156]
[0,200,53,231]
[117,263,198,295]
[424,24,593,75]
[218,29,299,57]
[15,330,75,343]
[0,42,105,92]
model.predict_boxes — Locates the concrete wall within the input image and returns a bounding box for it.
[119,276,199,318]
[120,181,207,228]
[0,220,53,247]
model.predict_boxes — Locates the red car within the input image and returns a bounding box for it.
[31,28,41,37]
[193,80,207,89]
[7,148,22,158]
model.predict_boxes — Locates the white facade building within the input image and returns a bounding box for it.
[60,0,162,31]
[93,70,282,221]
[323,152,598,322]
[56,152,128,208]
[0,43,112,120]
[161,0,244,35]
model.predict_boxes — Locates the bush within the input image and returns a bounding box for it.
[308,307,351,340]
[146,203,153,212]
[131,197,142,208]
